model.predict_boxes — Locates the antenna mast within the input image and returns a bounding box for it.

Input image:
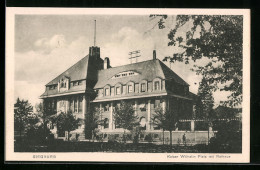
[128,50,141,64]
[94,20,96,46]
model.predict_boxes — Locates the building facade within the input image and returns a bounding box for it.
[40,46,207,143]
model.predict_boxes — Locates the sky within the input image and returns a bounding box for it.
[14,15,230,108]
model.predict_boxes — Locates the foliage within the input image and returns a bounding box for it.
[153,107,178,146]
[14,98,34,138]
[84,106,106,140]
[113,101,139,133]
[209,120,242,153]
[130,126,144,144]
[54,111,81,141]
[26,124,52,143]
[153,107,178,131]
[195,77,215,119]
[144,133,153,143]
[152,15,243,107]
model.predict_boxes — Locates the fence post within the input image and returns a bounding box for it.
[191,120,195,132]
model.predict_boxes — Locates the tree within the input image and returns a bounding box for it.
[86,106,106,141]
[35,102,54,140]
[209,120,242,153]
[151,15,242,107]
[14,98,34,140]
[195,77,215,119]
[152,107,166,145]
[55,111,81,141]
[113,101,139,142]
[153,107,178,147]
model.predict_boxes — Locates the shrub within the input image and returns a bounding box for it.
[209,120,242,153]
[144,133,153,143]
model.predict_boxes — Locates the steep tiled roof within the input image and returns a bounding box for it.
[41,56,190,98]
[94,59,189,89]
[94,59,165,88]
[46,55,89,85]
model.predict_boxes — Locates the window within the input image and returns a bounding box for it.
[116,87,121,95]
[128,85,133,93]
[104,118,109,129]
[155,99,161,108]
[78,96,83,113]
[112,71,139,79]
[49,85,56,90]
[105,88,110,96]
[154,81,160,90]
[69,98,74,112]
[73,81,82,86]
[104,103,110,112]
[141,83,146,92]
[74,98,78,112]
[60,79,67,88]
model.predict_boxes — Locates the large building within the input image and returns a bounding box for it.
[40,46,205,143]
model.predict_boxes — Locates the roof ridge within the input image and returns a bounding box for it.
[158,60,189,86]
[46,55,89,85]
[98,59,157,72]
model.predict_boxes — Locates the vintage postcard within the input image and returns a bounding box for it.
[5,8,250,163]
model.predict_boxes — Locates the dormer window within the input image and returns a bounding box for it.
[141,83,146,92]
[60,80,66,88]
[154,81,160,90]
[58,76,70,92]
[128,85,133,93]
[105,88,110,96]
[73,80,82,86]
[49,85,57,90]
[111,71,139,79]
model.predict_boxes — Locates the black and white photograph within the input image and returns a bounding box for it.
[5,8,250,163]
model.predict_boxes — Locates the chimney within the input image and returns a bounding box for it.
[104,57,111,69]
[89,46,100,60]
[153,50,156,60]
